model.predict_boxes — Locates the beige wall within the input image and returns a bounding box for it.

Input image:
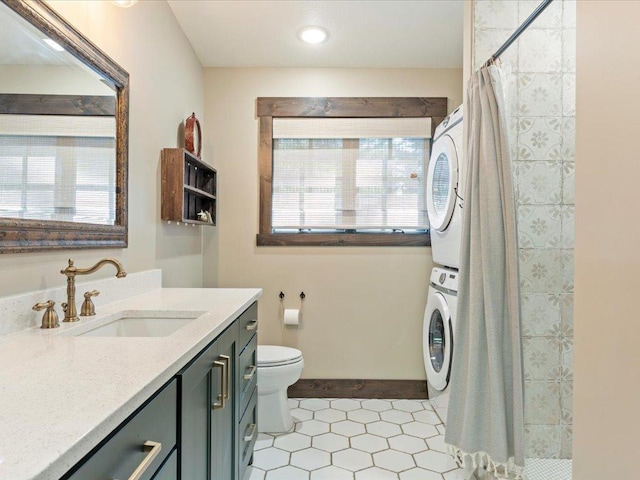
[574,1,640,476]
[0,0,206,296]
[203,68,463,379]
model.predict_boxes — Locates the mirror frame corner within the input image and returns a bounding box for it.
[0,0,129,254]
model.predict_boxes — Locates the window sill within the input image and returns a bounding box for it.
[256,232,430,247]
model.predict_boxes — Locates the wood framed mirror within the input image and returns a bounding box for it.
[0,0,129,253]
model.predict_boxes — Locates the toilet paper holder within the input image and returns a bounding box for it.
[278,291,306,300]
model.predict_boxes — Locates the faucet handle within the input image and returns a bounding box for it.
[32,300,60,329]
[80,290,100,317]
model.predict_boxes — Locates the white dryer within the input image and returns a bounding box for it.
[423,266,458,425]
[427,106,464,269]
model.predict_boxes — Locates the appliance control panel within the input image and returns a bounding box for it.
[431,267,458,291]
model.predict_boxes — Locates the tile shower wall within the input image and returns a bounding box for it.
[473,0,575,459]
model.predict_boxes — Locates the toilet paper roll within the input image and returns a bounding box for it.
[284,308,300,326]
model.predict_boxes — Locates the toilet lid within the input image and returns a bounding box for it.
[258,345,303,367]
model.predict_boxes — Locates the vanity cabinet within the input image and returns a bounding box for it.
[62,302,259,480]
[161,148,217,226]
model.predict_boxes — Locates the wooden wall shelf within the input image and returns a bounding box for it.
[161,148,216,226]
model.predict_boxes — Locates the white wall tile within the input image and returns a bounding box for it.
[562,74,576,116]
[562,162,575,205]
[519,0,563,28]
[514,161,563,204]
[517,205,562,248]
[525,381,561,424]
[562,29,576,72]
[517,73,562,116]
[519,248,562,294]
[517,117,563,161]
[475,0,520,29]
[474,28,518,71]
[521,294,562,336]
[561,205,575,248]
[561,117,575,161]
[518,29,562,73]
[523,337,562,381]
[525,425,562,458]
[563,0,576,28]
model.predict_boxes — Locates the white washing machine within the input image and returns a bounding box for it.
[427,106,464,269]
[423,266,458,425]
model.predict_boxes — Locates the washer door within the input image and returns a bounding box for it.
[426,134,459,232]
[423,292,453,391]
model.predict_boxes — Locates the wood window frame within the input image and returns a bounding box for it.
[257,97,447,247]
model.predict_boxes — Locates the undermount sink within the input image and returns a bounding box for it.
[78,310,205,337]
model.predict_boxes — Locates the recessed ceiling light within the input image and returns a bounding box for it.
[112,0,138,7]
[298,26,329,45]
[42,38,64,52]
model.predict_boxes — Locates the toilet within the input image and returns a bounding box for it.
[257,345,304,433]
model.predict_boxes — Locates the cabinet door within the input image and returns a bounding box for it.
[180,322,238,480]
[180,339,219,480]
[212,324,237,480]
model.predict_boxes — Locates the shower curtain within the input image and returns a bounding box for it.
[444,65,525,480]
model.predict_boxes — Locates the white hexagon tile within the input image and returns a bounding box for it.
[246,398,462,480]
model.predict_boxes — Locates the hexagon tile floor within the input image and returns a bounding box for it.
[246,398,465,480]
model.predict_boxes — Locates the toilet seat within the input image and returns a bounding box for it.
[258,345,303,367]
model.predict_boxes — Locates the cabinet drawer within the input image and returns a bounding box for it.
[238,389,258,480]
[238,333,257,417]
[151,449,177,480]
[65,380,177,480]
[237,302,258,350]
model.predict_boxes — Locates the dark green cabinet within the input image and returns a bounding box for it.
[235,304,258,480]
[179,322,236,480]
[179,301,258,480]
[63,380,178,480]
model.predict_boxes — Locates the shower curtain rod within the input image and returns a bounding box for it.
[483,0,554,67]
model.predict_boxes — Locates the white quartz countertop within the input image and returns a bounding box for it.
[0,287,262,480]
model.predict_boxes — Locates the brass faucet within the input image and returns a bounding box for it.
[60,258,126,322]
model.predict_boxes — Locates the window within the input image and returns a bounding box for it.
[257,97,448,246]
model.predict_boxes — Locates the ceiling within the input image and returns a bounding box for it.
[167,1,464,68]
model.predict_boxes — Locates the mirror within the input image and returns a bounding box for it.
[0,0,128,253]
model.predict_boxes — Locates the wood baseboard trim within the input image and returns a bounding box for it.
[288,379,428,399]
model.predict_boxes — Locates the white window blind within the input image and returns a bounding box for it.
[0,135,116,224]
[272,118,431,232]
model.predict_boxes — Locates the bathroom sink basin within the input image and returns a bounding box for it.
[78,310,205,337]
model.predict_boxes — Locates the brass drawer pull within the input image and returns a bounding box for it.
[115,440,162,480]
[220,355,231,401]
[245,320,258,331]
[243,365,257,381]
[243,423,257,442]
[212,360,225,409]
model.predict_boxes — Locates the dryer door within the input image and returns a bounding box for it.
[426,134,459,232]
[423,291,453,391]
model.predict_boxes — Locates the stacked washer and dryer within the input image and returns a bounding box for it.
[423,106,464,425]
